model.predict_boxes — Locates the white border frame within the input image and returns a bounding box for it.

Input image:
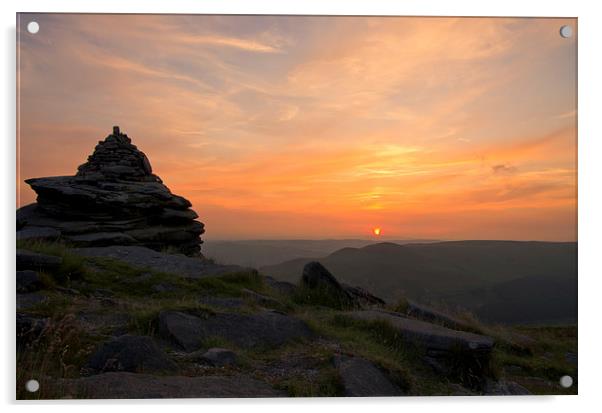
[3,1,601,412]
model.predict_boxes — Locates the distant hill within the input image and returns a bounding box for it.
[202,238,439,268]
[261,241,577,324]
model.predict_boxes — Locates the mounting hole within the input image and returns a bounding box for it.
[559,375,573,388]
[27,21,39,34]
[559,25,573,38]
[25,379,40,393]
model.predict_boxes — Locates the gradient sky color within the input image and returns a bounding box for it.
[17,14,577,241]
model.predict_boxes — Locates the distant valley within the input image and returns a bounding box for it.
[202,238,439,268]
[257,240,577,325]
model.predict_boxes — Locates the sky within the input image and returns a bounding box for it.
[17,14,577,241]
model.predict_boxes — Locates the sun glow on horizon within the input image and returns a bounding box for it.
[16,15,577,241]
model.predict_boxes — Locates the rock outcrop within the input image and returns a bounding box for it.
[17,127,204,256]
[333,355,405,397]
[158,309,314,351]
[85,335,178,375]
[300,261,385,309]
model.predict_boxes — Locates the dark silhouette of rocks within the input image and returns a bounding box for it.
[73,245,248,277]
[17,127,204,256]
[348,309,494,354]
[158,309,313,351]
[201,348,238,367]
[333,355,405,396]
[301,261,385,309]
[16,270,42,293]
[16,249,62,271]
[85,335,178,375]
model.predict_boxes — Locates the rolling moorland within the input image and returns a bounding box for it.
[260,241,577,325]
[16,129,577,398]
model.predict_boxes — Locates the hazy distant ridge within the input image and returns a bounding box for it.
[260,240,577,325]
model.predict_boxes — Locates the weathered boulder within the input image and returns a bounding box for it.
[333,355,404,397]
[483,379,531,395]
[158,309,313,351]
[405,300,478,332]
[16,270,42,293]
[264,276,297,296]
[342,284,386,308]
[57,372,285,398]
[16,226,61,241]
[17,293,50,310]
[347,310,494,354]
[201,348,238,367]
[347,309,494,388]
[85,335,178,374]
[73,246,249,278]
[18,127,204,256]
[300,261,385,309]
[300,261,353,308]
[16,249,62,271]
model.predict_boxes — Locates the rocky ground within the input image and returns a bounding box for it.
[16,238,577,399]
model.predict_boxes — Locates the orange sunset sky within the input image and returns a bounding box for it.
[17,14,577,241]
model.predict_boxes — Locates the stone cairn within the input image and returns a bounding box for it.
[17,127,204,256]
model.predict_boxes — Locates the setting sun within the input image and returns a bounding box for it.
[373,228,382,236]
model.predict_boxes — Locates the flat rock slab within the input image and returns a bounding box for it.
[264,276,297,296]
[406,301,477,332]
[72,246,250,278]
[16,249,62,271]
[16,226,61,241]
[158,309,313,351]
[16,270,42,293]
[483,379,531,395]
[334,355,404,397]
[347,310,494,353]
[201,348,237,366]
[17,292,49,310]
[85,335,178,374]
[58,372,285,398]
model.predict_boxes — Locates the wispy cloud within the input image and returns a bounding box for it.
[17,14,577,240]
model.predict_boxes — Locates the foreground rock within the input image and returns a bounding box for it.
[301,262,352,305]
[347,310,495,388]
[334,355,404,397]
[201,348,237,367]
[264,276,297,296]
[405,301,479,332]
[16,292,49,310]
[158,309,313,351]
[73,246,249,278]
[16,249,62,271]
[85,335,178,374]
[16,270,42,293]
[342,284,386,308]
[483,379,531,395]
[300,262,385,309]
[18,127,204,256]
[58,372,285,398]
[348,310,494,354]
[16,226,61,241]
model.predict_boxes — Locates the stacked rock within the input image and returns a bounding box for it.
[17,127,204,256]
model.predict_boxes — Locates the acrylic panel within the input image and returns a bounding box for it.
[16,14,577,399]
